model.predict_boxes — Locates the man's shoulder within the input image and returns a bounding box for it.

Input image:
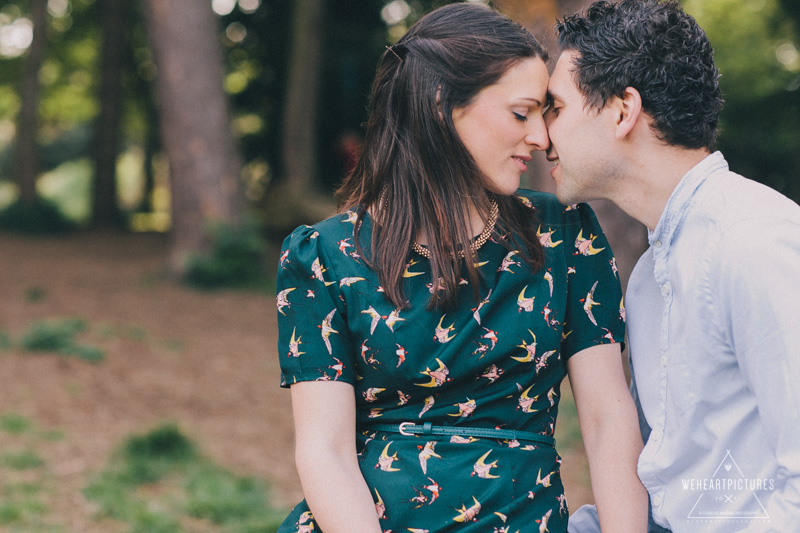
[697,171,800,225]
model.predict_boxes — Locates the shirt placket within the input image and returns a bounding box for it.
[648,237,673,512]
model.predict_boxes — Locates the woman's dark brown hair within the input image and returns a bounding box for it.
[336,2,547,309]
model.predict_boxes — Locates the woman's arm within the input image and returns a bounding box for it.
[290,380,383,533]
[567,343,648,532]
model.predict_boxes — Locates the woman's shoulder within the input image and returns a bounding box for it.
[282,209,363,251]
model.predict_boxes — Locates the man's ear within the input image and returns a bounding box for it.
[613,86,642,140]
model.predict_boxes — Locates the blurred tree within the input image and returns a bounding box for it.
[282,0,322,195]
[682,0,800,204]
[91,0,126,228]
[12,0,47,205]
[143,0,244,274]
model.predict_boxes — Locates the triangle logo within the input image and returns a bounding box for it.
[685,450,770,520]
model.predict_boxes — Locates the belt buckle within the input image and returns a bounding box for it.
[398,422,414,436]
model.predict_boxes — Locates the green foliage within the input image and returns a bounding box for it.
[184,220,269,290]
[0,330,11,350]
[682,0,800,203]
[25,286,47,303]
[1,450,44,470]
[0,415,52,529]
[18,317,105,363]
[0,413,32,435]
[121,423,197,484]
[0,198,74,235]
[85,423,285,532]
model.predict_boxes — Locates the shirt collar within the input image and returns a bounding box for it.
[648,151,727,247]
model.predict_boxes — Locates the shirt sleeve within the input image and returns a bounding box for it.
[717,217,800,531]
[561,203,626,359]
[276,225,356,388]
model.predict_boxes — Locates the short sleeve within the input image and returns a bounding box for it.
[561,203,626,358]
[276,225,356,387]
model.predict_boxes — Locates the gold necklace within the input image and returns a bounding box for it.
[411,197,499,259]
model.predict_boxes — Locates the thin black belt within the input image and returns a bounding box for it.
[367,422,555,447]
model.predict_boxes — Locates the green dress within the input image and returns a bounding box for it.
[276,190,624,532]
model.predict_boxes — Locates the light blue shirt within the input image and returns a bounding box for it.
[569,152,800,533]
[626,152,800,532]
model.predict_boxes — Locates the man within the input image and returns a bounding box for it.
[543,1,800,531]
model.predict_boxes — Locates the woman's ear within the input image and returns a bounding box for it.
[613,86,642,140]
[436,85,445,121]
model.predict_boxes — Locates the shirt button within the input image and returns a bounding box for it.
[653,240,662,248]
[653,494,663,507]
[660,356,667,367]
[661,285,670,296]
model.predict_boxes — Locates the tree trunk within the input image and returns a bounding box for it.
[92,0,126,228]
[261,0,334,239]
[13,0,47,204]
[142,0,244,273]
[281,0,324,195]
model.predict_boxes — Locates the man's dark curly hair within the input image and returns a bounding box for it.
[555,0,723,151]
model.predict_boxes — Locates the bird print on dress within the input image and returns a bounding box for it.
[417,358,451,387]
[498,251,522,273]
[403,259,425,278]
[513,330,538,362]
[310,257,335,286]
[448,398,476,417]
[418,396,435,418]
[478,364,504,383]
[517,385,539,413]
[581,281,601,326]
[418,441,441,474]
[517,286,536,312]
[376,442,401,472]
[472,450,500,479]
[537,509,553,533]
[573,230,605,256]
[319,308,338,354]
[363,387,385,402]
[395,343,408,368]
[472,289,493,325]
[374,488,387,519]
[453,496,482,522]
[537,226,563,248]
[543,269,554,297]
[288,328,304,358]
[434,316,457,343]
[339,276,365,287]
[277,287,295,315]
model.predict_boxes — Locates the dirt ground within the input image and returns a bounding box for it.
[0,230,592,531]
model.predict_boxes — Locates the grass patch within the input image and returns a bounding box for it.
[85,423,286,532]
[0,330,11,350]
[0,417,54,529]
[1,450,44,470]
[18,317,105,363]
[183,220,271,291]
[25,286,47,303]
[1,413,33,435]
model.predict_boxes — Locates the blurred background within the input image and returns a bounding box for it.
[0,0,797,531]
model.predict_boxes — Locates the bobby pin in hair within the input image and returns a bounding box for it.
[385,45,403,62]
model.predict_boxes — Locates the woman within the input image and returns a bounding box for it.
[275,4,647,531]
